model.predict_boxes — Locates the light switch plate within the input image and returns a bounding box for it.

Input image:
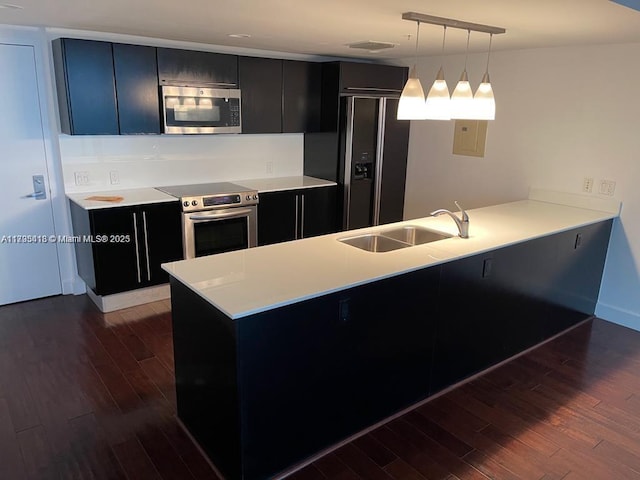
[453,120,488,157]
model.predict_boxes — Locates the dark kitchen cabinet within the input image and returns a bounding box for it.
[171,265,438,480]
[238,56,283,134]
[70,201,182,296]
[338,61,408,95]
[52,38,119,135]
[282,60,322,133]
[157,48,238,87]
[431,219,613,394]
[257,185,337,246]
[112,43,161,134]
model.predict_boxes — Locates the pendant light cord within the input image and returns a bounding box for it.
[463,29,470,70]
[440,26,447,66]
[485,33,493,74]
[414,21,421,67]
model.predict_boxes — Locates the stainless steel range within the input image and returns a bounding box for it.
[156,182,258,259]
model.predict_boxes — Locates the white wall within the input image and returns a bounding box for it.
[404,42,640,330]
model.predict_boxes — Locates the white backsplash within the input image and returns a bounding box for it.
[60,133,304,193]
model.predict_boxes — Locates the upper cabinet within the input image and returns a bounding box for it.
[339,62,407,95]
[52,38,119,135]
[52,38,392,136]
[156,48,238,87]
[52,38,161,135]
[282,60,322,133]
[238,56,283,134]
[238,56,322,134]
[112,44,161,134]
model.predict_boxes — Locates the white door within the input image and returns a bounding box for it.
[0,43,61,305]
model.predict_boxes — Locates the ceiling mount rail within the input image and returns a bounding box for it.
[401,12,506,35]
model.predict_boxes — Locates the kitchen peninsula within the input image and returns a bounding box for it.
[163,190,619,480]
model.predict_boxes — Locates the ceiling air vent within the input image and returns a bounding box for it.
[348,41,396,53]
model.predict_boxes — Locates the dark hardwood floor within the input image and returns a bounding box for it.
[1,294,640,479]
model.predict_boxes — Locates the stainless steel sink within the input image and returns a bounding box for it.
[338,234,411,252]
[338,226,452,253]
[379,225,453,245]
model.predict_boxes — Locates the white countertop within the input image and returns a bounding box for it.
[67,176,335,210]
[67,188,178,210]
[238,176,336,193]
[162,190,620,320]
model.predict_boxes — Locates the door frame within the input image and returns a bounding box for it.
[0,25,82,296]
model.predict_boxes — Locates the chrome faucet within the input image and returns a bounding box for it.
[430,201,469,238]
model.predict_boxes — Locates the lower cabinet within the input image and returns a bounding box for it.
[169,218,613,480]
[257,186,337,246]
[70,201,182,295]
[171,266,439,480]
[431,220,613,394]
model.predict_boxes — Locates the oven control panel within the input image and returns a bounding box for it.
[180,191,259,212]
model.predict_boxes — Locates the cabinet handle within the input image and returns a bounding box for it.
[300,194,305,239]
[132,212,142,284]
[344,87,402,93]
[294,194,299,239]
[142,211,151,282]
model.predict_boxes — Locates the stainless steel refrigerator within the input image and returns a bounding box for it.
[340,96,410,230]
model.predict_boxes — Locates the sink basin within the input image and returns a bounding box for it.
[379,225,453,245]
[338,234,411,253]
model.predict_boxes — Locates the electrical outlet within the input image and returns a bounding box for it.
[109,170,120,185]
[583,177,594,193]
[74,171,90,186]
[599,179,616,196]
[266,161,273,174]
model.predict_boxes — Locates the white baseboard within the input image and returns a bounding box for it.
[86,284,170,312]
[595,302,640,331]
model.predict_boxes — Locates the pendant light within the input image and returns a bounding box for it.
[450,29,475,120]
[397,21,427,120]
[424,26,451,120]
[474,33,496,120]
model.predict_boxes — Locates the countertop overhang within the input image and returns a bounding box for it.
[162,189,620,320]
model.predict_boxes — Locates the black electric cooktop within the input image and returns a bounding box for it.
[156,182,253,198]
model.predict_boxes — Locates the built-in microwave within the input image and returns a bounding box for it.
[161,85,242,134]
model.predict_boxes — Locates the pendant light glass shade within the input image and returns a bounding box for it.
[397,22,427,120]
[397,66,427,119]
[450,70,474,119]
[473,72,495,120]
[473,33,496,120]
[424,26,451,120]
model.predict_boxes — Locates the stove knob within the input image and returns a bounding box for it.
[191,200,198,206]
[253,194,258,200]
[246,195,251,201]
[183,201,190,207]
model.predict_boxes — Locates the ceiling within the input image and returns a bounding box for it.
[2,0,640,59]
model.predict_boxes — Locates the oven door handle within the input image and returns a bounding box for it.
[188,208,253,221]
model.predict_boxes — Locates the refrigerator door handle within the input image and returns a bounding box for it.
[343,97,356,230]
[373,98,387,226]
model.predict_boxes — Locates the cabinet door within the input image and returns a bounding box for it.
[552,221,612,314]
[282,60,321,133]
[89,207,140,295]
[339,62,407,95]
[238,56,283,133]
[157,48,238,87]
[113,43,161,134]
[301,186,337,238]
[52,38,118,135]
[236,266,439,480]
[139,202,183,286]
[257,191,297,246]
[432,252,503,394]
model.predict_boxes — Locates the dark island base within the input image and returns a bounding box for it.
[170,220,612,480]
